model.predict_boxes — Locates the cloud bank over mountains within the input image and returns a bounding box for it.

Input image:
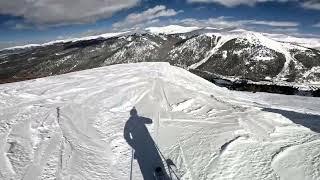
[0,0,319,49]
[0,0,140,25]
[113,5,182,29]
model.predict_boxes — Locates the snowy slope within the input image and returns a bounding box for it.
[0,62,319,180]
[194,30,305,65]
[2,32,129,51]
[186,29,320,83]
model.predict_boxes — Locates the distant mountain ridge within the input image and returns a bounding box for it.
[0,25,319,90]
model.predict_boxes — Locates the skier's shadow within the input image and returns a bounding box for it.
[124,107,169,180]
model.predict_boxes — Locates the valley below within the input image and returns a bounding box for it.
[1,26,320,97]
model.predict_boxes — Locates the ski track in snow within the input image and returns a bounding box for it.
[0,62,319,180]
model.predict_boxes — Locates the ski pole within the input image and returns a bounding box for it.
[154,143,180,180]
[130,149,134,180]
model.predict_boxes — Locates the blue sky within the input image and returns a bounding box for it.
[0,0,320,48]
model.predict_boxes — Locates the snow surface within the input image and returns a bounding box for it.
[0,62,319,180]
[146,25,201,35]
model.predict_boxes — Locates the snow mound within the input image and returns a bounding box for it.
[0,62,319,180]
[146,25,201,34]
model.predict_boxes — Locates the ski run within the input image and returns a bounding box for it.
[0,62,319,180]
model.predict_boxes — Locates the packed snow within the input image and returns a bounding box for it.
[0,62,319,180]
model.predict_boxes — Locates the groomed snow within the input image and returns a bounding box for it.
[0,62,319,180]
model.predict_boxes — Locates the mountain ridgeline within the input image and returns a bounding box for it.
[1,29,320,96]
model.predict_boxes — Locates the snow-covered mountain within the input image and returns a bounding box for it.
[262,32,320,50]
[146,25,201,34]
[0,25,319,88]
[0,62,319,180]
[2,31,130,51]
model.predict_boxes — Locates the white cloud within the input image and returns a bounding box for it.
[301,1,320,10]
[187,0,296,7]
[240,20,299,27]
[313,22,320,27]
[0,0,140,26]
[268,27,299,33]
[113,5,182,29]
[178,17,241,28]
[190,0,319,10]
[177,17,299,29]
[168,17,301,37]
[13,23,33,30]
